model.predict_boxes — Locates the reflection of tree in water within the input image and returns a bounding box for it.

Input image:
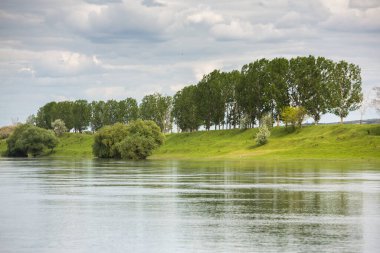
[174,162,364,252]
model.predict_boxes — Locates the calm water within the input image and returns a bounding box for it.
[0,158,379,253]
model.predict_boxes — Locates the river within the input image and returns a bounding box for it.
[0,158,379,252]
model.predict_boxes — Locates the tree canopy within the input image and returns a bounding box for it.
[93,120,164,160]
[6,124,58,157]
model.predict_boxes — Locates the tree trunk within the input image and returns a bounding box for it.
[277,115,280,127]
[340,116,343,124]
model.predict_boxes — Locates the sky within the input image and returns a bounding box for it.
[0,0,379,126]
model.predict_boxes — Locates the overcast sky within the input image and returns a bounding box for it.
[0,0,379,126]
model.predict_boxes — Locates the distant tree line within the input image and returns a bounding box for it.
[31,56,363,133]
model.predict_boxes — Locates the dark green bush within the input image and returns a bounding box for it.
[6,124,58,157]
[93,120,164,160]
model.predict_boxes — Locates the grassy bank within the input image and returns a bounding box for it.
[152,124,380,161]
[1,124,379,160]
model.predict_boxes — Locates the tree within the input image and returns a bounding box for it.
[236,59,271,128]
[140,93,173,133]
[36,102,57,129]
[281,106,307,129]
[330,61,363,123]
[92,123,129,158]
[118,98,139,124]
[25,114,36,125]
[92,120,164,160]
[267,58,290,126]
[222,70,241,129]
[90,100,105,131]
[196,70,226,130]
[55,101,74,131]
[72,100,90,132]
[255,125,270,146]
[6,124,58,157]
[172,85,202,132]
[118,120,164,160]
[288,56,334,124]
[51,119,67,136]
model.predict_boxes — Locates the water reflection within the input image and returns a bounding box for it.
[0,158,379,252]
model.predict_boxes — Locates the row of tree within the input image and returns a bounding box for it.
[32,94,172,133]
[31,56,363,133]
[173,56,362,131]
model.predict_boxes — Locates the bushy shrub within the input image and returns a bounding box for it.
[93,120,164,160]
[281,106,307,129]
[6,124,58,157]
[51,119,67,136]
[260,114,273,130]
[255,125,270,146]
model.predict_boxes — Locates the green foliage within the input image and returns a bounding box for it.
[72,100,91,132]
[255,125,271,146]
[237,59,271,127]
[51,119,68,136]
[196,70,226,130]
[36,101,57,129]
[330,61,363,123]
[93,120,164,160]
[6,124,58,157]
[172,85,202,132]
[140,93,173,133]
[281,106,307,129]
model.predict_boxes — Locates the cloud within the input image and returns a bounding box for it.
[32,51,102,78]
[187,9,224,25]
[0,0,380,125]
[349,0,380,9]
[193,61,224,80]
[142,0,165,7]
[85,86,131,100]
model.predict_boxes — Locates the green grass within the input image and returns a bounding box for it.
[151,124,380,161]
[0,139,6,156]
[1,124,379,161]
[50,132,94,158]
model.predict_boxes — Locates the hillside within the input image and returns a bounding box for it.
[151,124,380,160]
[1,124,379,160]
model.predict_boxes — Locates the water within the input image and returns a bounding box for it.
[0,158,379,253]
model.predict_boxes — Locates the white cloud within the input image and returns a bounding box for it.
[193,61,223,80]
[187,9,224,25]
[85,86,131,100]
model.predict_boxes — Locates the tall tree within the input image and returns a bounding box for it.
[236,59,271,127]
[90,101,105,131]
[55,101,74,131]
[222,70,241,129]
[140,93,173,132]
[330,61,363,123]
[72,100,90,132]
[196,70,225,130]
[36,102,57,129]
[118,98,139,124]
[172,85,201,132]
[267,57,290,126]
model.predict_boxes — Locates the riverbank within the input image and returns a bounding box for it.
[0,124,379,160]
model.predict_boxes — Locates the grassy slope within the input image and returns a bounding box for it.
[50,133,93,158]
[151,124,380,160]
[0,124,379,160]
